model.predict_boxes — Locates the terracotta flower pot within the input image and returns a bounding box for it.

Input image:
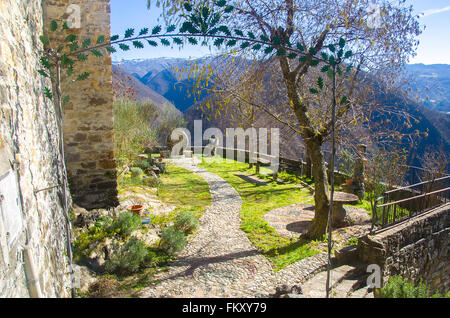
[127,205,144,217]
[346,179,353,185]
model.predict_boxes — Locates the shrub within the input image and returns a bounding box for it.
[159,226,186,256]
[104,237,148,276]
[130,167,144,178]
[143,176,162,188]
[378,276,449,298]
[116,211,141,238]
[136,160,151,171]
[173,211,199,235]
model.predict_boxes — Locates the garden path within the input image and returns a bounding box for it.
[139,157,328,298]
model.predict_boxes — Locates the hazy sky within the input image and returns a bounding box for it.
[111,0,450,64]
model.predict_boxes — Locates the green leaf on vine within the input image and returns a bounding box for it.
[119,43,130,51]
[234,29,244,37]
[77,53,88,61]
[264,46,274,54]
[90,49,103,57]
[96,35,105,44]
[39,35,50,47]
[240,42,250,49]
[124,28,134,38]
[82,38,91,48]
[321,65,329,73]
[76,72,90,81]
[310,88,319,94]
[345,50,353,59]
[226,40,237,47]
[139,28,149,36]
[276,48,286,56]
[218,26,231,36]
[106,46,117,53]
[173,37,183,45]
[296,43,304,52]
[287,53,298,59]
[188,37,198,45]
[69,42,79,52]
[328,44,336,52]
[147,40,158,47]
[252,44,262,51]
[340,96,348,105]
[224,6,234,13]
[44,87,53,99]
[62,96,70,105]
[152,25,162,35]
[310,59,319,66]
[38,69,48,78]
[66,34,77,42]
[260,35,269,42]
[317,77,324,89]
[50,20,58,32]
[161,39,171,46]
[167,25,176,33]
[184,2,193,12]
[248,32,256,39]
[214,38,224,47]
[216,0,227,7]
[133,41,144,49]
[339,38,346,49]
[111,35,120,41]
[61,55,74,66]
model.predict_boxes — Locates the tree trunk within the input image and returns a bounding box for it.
[305,147,312,179]
[277,54,330,240]
[305,139,330,240]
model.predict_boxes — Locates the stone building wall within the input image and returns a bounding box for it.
[0,0,71,297]
[359,205,450,294]
[43,0,118,210]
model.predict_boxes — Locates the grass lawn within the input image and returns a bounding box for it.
[199,156,324,271]
[151,163,211,225]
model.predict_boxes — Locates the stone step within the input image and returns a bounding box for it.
[332,279,360,298]
[349,286,374,298]
[302,265,356,298]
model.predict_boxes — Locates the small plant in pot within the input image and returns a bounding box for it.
[127,204,144,217]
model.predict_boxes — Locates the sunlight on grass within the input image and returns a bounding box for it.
[199,156,323,271]
[151,164,211,226]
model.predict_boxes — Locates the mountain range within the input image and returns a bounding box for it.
[112,58,450,163]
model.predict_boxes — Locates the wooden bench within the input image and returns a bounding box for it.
[255,158,278,181]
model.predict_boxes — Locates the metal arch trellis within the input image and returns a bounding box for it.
[38,0,356,298]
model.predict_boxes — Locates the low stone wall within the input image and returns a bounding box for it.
[358,204,450,293]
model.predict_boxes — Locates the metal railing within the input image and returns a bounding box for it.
[372,175,450,232]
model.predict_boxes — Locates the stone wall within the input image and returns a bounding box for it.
[359,205,450,294]
[43,0,118,210]
[0,0,70,297]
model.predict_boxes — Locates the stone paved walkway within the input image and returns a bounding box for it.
[138,157,328,298]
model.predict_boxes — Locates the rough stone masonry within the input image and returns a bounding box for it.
[43,0,119,210]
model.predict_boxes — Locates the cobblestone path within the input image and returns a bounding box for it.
[139,158,328,298]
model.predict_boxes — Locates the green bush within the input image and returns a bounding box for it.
[116,211,141,238]
[136,160,151,171]
[173,211,199,235]
[378,276,449,298]
[159,226,186,256]
[143,176,162,188]
[130,167,144,178]
[105,237,148,276]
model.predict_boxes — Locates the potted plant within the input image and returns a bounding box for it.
[127,205,144,217]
